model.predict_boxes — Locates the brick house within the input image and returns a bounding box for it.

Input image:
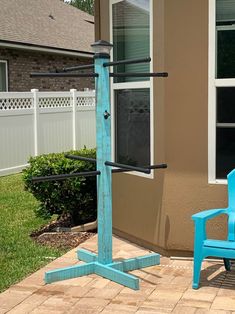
[0,0,94,92]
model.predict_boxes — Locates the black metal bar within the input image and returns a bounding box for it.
[65,154,132,173]
[30,72,98,78]
[60,64,94,72]
[65,156,166,169]
[147,164,167,169]
[103,57,151,67]
[65,154,97,164]
[111,163,167,173]
[31,171,101,183]
[65,156,167,171]
[110,72,168,78]
[105,161,150,174]
[112,168,133,173]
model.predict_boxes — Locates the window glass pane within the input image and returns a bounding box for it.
[215,2,235,179]
[112,0,150,83]
[217,30,235,78]
[115,89,150,166]
[216,0,235,24]
[216,0,235,78]
[217,87,235,123]
[0,62,7,92]
[216,128,235,178]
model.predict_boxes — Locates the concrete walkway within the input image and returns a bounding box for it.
[0,235,235,313]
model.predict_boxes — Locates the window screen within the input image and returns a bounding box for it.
[0,62,7,92]
[216,0,235,23]
[112,0,150,83]
[115,89,150,167]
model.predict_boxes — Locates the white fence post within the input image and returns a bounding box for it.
[70,89,77,150]
[31,89,39,156]
[0,90,96,176]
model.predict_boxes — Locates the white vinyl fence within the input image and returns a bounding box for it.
[0,89,96,176]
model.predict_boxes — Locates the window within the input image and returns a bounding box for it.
[0,61,8,92]
[110,0,152,173]
[209,0,235,182]
[115,89,150,166]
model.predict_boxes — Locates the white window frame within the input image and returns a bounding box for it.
[208,0,235,184]
[109,0,154,178]
[0,60,8,92]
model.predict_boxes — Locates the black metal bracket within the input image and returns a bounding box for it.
[58,64,94,73]
[31,159,167,182]
[112,163,167,173]
[103,110,110,119]
[65,155,148,174]
[103,57,151,67]
[148,164,167,169]
[30,72,98,78]
[31,170,101,183]
[65,155,167,172]
[65,154,97,164]
[30,61,96,78]
[105,161,151,174]
[110,72,168,78]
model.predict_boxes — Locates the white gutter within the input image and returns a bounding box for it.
[0,41,94,58]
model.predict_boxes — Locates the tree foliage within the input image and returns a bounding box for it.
[70,0,94,15]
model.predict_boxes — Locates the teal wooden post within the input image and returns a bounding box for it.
[94,46,113,265]
[44,40,161,290]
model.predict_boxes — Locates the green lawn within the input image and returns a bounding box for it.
[0,174,65,292]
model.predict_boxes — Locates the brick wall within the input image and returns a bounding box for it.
[0,47,94,91]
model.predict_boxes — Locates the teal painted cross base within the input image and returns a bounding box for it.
[44,249,160,290]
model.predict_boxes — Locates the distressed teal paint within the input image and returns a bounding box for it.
[45,263,95,284]
[43,45,162,290]
[94,262,139,290]
[45,250,160,289]
[77,248,97,262]
[109,253,160,272]
[95,55,113,265]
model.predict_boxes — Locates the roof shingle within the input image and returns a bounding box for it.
[0,0,94,53]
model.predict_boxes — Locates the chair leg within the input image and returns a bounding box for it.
[223,258,231,271]
[192,256,203,289]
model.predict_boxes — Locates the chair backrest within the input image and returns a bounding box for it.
[227,169,235,210]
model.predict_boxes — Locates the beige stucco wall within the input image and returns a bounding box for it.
[97,0,228,256]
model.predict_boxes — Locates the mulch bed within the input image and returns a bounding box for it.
[30,216,96,250]
[35,231,95,250]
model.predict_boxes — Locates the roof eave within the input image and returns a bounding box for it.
[0,40,94,58]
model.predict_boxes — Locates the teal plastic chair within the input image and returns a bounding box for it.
[192,169,235,289]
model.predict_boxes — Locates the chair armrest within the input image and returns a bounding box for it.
[192,208,227,222]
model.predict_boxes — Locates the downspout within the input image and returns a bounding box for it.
[94,0,101,40]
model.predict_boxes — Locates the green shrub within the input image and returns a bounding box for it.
[22,148,97,225]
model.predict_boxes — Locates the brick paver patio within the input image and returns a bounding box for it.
[0,235,235,313]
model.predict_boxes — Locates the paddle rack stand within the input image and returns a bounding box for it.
[31,40,168,290]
